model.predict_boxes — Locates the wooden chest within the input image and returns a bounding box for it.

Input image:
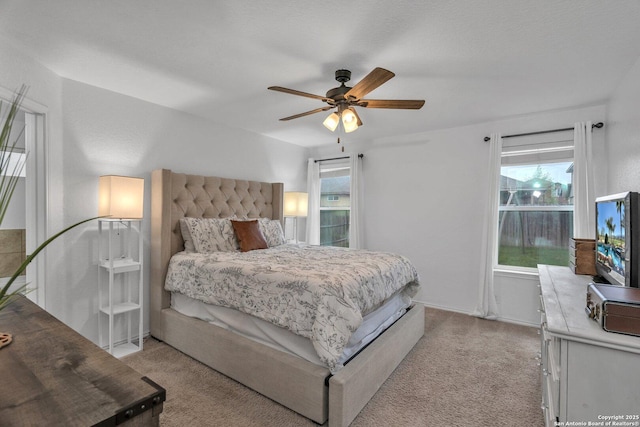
[586,283,640,337]
[0,296,165,426]
[570,238,596,276]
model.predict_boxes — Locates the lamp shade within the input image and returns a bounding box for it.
[342,109,359,133]
[323,112,340,132]
[99,175,144,219]
[284,192,308,217]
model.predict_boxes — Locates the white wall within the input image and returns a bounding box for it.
[606,55,640,194]
[54,79,308,341]
[0,37,65,304]
[0,40,64,238]
[312,104,606,325]
[0,37,308,344]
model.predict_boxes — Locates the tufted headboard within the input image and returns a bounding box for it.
[149,169,284,337]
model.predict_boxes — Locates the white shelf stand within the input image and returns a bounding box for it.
[98,219,143,357]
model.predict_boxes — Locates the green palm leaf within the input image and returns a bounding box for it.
[0,85,27,226]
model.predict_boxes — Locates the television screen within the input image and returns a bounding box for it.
[596,199,626,285]
[595,192,639,287]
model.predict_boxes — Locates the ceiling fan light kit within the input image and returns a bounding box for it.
[323,107,359,133]
[268,67,425,133]
[323,112,340,131]
[341,108,358,133]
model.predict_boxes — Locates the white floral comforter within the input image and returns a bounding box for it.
[165,244,420,371]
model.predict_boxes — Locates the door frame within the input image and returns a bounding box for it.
[1,86,49,308]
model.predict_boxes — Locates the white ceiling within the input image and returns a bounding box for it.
[2,0,640,148]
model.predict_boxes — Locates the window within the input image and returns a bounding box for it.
[497,133,574,269]
[320,164,350,247]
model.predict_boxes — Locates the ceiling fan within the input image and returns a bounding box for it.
[268,67,425,133]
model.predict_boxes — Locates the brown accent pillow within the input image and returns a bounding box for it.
[231,220,268,252]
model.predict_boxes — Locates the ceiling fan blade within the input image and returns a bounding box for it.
[268,86,329,102]
[344,67,395,100]
[357,99,425,109]
[279,106,333,121]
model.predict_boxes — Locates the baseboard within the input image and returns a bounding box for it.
[417,300,539,328]
[495,316,539,328]
[417,300,471,316]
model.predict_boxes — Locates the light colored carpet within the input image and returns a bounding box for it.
[122,308,544,426]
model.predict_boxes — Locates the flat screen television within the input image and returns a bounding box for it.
[595,192,639,287]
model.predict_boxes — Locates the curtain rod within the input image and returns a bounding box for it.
[483,122,604,142]
[314,153,364,163]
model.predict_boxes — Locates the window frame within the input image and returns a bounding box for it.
[319,162,351,247]
[496,138,575,273]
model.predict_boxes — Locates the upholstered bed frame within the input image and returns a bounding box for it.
[150,168,425,426]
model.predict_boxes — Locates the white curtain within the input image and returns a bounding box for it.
[349,154,363,249]
[573,121,595,239]
[473,133,501,320]
[305,158,321,245]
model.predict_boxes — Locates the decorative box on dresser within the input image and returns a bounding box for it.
[537,265,640,426]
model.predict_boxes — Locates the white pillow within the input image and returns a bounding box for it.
[180,217,239,253]
[258,218,285,247]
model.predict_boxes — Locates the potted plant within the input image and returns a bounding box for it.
[0,86,98,348]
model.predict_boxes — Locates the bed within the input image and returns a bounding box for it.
[150,169,425,426]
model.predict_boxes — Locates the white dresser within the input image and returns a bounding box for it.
[538,265,640,426]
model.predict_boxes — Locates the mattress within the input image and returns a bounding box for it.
[171,290,412,371]
[165,244,420,370]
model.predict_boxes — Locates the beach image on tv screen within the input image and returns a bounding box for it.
[596,199,625,284]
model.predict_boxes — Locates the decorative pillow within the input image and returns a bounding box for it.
[179,219,196,252]
[180,217,239,253]
[231,219,268,252]
[258,218,285,247]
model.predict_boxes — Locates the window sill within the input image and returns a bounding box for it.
[493,267,539,279]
